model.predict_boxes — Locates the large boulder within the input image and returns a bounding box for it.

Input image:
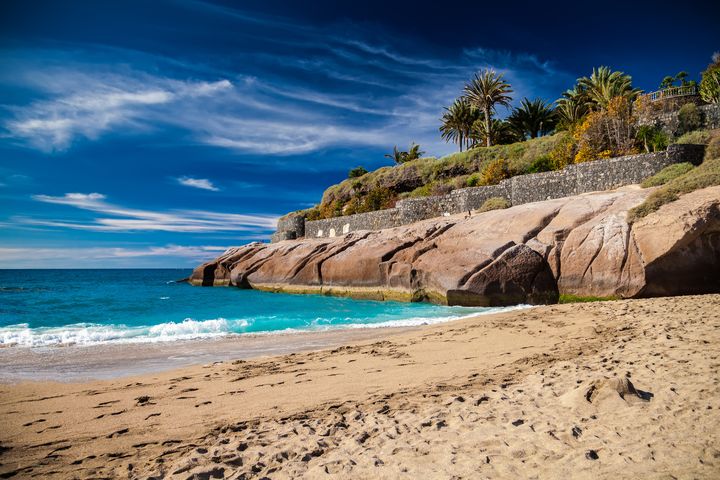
[191,186,720,305]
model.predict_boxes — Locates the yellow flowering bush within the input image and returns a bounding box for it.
[481,158,509,185]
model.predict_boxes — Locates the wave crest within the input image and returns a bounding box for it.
[0,318,251,347]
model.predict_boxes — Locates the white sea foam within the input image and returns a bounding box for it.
[309,304,530,330]
[0,318,251,347]
[0,305,531,347]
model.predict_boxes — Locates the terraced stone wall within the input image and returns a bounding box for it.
[276,144,705,241]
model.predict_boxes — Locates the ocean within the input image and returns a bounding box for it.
[0,269,520,347]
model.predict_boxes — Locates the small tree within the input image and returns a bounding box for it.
[700,64,720,104]
[348,166,368,178]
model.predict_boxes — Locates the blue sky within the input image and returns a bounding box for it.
[1,0,718,268]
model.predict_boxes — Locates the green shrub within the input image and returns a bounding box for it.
[356,187,396,213]
[477,197,510,212]
[404,184,433,198]
[348,166,368,179]
[526,154,555,173]
[676,103,702,136]
[640,162,694,188]
[466,173,482,187]
[674,129,714,145]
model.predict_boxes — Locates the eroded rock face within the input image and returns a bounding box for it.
[191,186,720,305]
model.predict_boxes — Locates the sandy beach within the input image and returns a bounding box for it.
[1,294,719,479]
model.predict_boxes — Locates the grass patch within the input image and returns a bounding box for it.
[559,294,619,304]
[477,197,510,213]
[674,128,719,145]
[640,162,694,188]
[629,134,720,223]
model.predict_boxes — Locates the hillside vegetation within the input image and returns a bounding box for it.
[304,133,565,219]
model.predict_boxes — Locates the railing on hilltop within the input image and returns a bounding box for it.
[645,85,699,102]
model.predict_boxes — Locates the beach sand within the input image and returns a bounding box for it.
[1,294,719,479]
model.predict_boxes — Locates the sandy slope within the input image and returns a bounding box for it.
[1,295,719,479]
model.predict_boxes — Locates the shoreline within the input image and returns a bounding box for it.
[0,305,529,383]
[1,294,718,479]
[0,325,417,383]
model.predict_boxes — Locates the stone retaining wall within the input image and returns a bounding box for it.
[278,143,706,240]
[639,104,720,137]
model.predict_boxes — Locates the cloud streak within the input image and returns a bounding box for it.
[25,192,277,233]
[5,75,232,152]
[177,176,219,191]
[0,244,230,268]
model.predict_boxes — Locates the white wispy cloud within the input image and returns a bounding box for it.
[0,244,225,259]
[177,176,219,191]
[1,10,575,158]
[5,74,233,152]
[24,192,277,232]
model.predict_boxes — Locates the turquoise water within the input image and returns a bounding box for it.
[0,269,516,347]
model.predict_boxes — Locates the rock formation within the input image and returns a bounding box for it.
[190,186,720,306]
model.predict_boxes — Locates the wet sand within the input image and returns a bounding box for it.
[0,327,415,383]
[1,295,719,479]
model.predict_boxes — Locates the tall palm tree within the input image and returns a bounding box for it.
[463,69,513,147]
[507,98,557,139]
[439,98,476,152]
[578,66,641,109]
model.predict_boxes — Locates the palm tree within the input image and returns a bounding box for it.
[578,66,641,109]
[675,71,689,86]
[507,98,557,139]
[440,98,476,152]
[555,85,590,128]
[385,143,425,164]
[385,146,405,164]
[660,76,675,89]
[463,69,513,147]
[405,143,425,161]
[471,118,518,146]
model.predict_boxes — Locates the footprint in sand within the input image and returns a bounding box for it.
[22,418,46,427]
[106,428,129,438]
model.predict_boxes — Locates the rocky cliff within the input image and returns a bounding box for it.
[191,185,720,306]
